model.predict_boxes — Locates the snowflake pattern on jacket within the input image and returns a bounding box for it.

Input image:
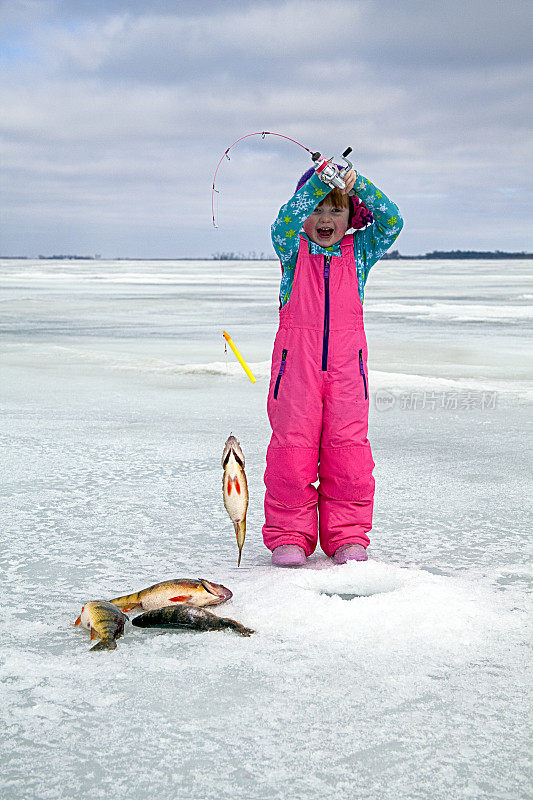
[271,172,403,306]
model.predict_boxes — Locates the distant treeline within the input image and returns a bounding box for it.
[37,254,102,260]
[212,251,272,260]
[213,249,533,261]
[3,249,532,261]
[382,249,533,260]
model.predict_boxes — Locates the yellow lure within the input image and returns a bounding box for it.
[223,330,257,384]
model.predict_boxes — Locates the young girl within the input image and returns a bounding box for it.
[263,161,403,566]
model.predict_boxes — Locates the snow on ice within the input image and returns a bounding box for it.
[0,257,531,800]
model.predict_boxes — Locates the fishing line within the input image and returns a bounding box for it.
[211,130,312,228]
[223,333,231,416]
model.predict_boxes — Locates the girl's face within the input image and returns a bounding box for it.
[303,198,350,248]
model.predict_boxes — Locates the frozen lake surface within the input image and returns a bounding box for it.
[1,257,531,799]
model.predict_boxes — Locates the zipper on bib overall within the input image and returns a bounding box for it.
[322,255,332,371]
[273,348,288,399]
[359,348,368,400]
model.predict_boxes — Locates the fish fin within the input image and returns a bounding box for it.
[234,521,244,566]
[169,595,189,602]
[74,616,81,627]
[120,604,138,613]
[90,629,96,640]
[90,639,117,651]
[235,478,241,495]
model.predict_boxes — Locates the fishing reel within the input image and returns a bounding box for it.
[311,147,354,190]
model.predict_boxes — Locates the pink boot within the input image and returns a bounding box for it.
[332,543,368,564]
[272,545,307,567]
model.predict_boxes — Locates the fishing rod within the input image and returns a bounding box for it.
[211,131,355,228]
[213,134,355,380]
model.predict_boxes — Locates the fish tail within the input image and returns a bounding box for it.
[90,639,117,652]
[222,616,254,637]
[108,591,140,611]
[234,520,246,566]
[233,623,254,637]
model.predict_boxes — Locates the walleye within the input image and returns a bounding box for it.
[222,434,249,566]
[108,578,232,613]
[74,600,128,651]
[132,604,254,637]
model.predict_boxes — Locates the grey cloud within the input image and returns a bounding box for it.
[1,0,532,257]
[355,0,532,68]
[32,3,341,85]
[18,0,532,87]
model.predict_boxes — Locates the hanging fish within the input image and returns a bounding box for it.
[222,435,249,566]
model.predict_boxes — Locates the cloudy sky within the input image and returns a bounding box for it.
[1,0,532,257]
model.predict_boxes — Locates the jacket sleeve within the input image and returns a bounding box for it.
[271,172,332,271]
[352,173,403,281]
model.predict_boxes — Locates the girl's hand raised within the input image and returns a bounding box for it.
[341,169,357,195]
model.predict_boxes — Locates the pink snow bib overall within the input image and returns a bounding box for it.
[263,234,375,557]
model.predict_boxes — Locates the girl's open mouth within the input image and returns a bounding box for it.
[317,227,334,238]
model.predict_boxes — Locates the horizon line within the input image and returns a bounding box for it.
[2,249,533,261]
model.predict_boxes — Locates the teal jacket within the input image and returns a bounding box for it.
[271,171,403,306]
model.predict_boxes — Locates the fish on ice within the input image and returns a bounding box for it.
[108,578,232,613]
[222,434,249,566]
[132,604,254,637]
[74,600,128,651]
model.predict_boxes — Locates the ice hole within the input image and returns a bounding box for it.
[320,589,393,600]
[298,564,405,599]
